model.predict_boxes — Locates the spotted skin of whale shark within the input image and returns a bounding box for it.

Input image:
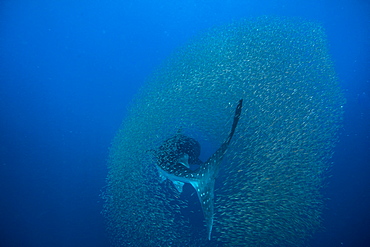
[155,99,243,240]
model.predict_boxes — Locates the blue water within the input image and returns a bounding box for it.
[0,1,369,246]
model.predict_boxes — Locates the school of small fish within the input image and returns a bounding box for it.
[102,16,344,246]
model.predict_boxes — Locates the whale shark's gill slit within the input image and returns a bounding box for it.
[155,99,243,240]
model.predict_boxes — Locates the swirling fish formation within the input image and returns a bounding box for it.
[102,16,344,246]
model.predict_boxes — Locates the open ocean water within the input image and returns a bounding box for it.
[0,1,369,246]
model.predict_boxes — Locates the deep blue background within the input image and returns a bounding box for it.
[0,1,369,246]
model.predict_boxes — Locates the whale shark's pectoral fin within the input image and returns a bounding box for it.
[158,171,167,183]
[173,181,185,193]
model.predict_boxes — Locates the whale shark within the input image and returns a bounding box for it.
[153,99,243,240]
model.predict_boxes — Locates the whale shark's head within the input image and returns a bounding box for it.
[155,134,202,168]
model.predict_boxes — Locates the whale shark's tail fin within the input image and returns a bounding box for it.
[226,99,243,145]
[195,99,243,240]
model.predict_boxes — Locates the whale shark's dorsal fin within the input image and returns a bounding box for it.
[154,99,243,240]
[173,153,189,193]
[177,153,190,168]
